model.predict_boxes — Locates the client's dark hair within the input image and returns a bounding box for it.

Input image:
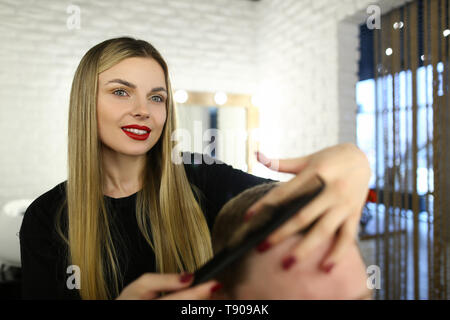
[211,182,281,298]
[211,177,326,298]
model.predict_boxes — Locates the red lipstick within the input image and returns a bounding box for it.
[121,124,151,141]
[121,124,151,131]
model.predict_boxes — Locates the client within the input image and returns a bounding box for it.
[210,180,372,300]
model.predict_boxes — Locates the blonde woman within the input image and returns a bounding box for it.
[19,37,371,300]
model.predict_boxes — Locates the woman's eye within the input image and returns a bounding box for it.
[112,90,164,102]
[151,96,164,103]
[113,89,128,97]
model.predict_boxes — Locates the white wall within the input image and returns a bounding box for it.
[252,0,406,180]
[0,0,406,213]
[0,0,260,211]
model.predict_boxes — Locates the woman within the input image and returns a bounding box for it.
[19,37,371,300]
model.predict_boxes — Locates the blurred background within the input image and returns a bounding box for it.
[0,0,448,300]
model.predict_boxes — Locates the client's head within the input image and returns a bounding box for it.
[211,180,372,300]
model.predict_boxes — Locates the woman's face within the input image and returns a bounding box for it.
[97,57,167,156]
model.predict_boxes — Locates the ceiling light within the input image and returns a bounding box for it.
[393,21,404,29]
[214,92,227,105]
[174,90,188,103]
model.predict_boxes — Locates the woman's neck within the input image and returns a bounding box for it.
[101,145,146,198]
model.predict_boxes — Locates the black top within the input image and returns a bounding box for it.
[19,152,277,300]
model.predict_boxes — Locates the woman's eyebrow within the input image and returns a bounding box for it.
[105,78,167,94]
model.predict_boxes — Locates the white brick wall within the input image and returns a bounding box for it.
[0,0,406,215]
[252,0,406,181]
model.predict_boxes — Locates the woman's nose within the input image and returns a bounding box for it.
[132,98,150,118]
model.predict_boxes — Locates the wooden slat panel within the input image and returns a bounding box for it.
[423,0,433,300]
[373,0,448,299]
[391,7,401,299]
[402,3,410,299]
[439,0,448,300]
[408,0,421,300]
[383,11,394,300]
[374,15,382,301]
[430,0,441,300]
[400,5,408,299]
[444,0,450,300]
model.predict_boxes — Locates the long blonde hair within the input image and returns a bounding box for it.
[55,37,213,299]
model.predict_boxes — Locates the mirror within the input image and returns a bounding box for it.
[174,91,260,173]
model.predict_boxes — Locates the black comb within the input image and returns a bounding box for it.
[191,179,325,287]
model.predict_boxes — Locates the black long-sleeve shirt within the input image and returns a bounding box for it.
[19,152,277,299]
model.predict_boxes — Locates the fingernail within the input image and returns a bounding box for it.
[322,263,334,273]
[282,256,296,270]
[210,282,223,293]
[256,240,271,253]
[244,210,255,222]
[179,272,194,283]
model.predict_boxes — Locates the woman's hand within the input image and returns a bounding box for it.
[115,272,221,300]
[244,143,371,272]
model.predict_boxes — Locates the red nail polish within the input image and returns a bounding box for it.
[323,263,334,273]
[210,283,223,293]
[282,256,296,270]
[244,211,255,222]
[179,272,193,283]
[256,240,271,253]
